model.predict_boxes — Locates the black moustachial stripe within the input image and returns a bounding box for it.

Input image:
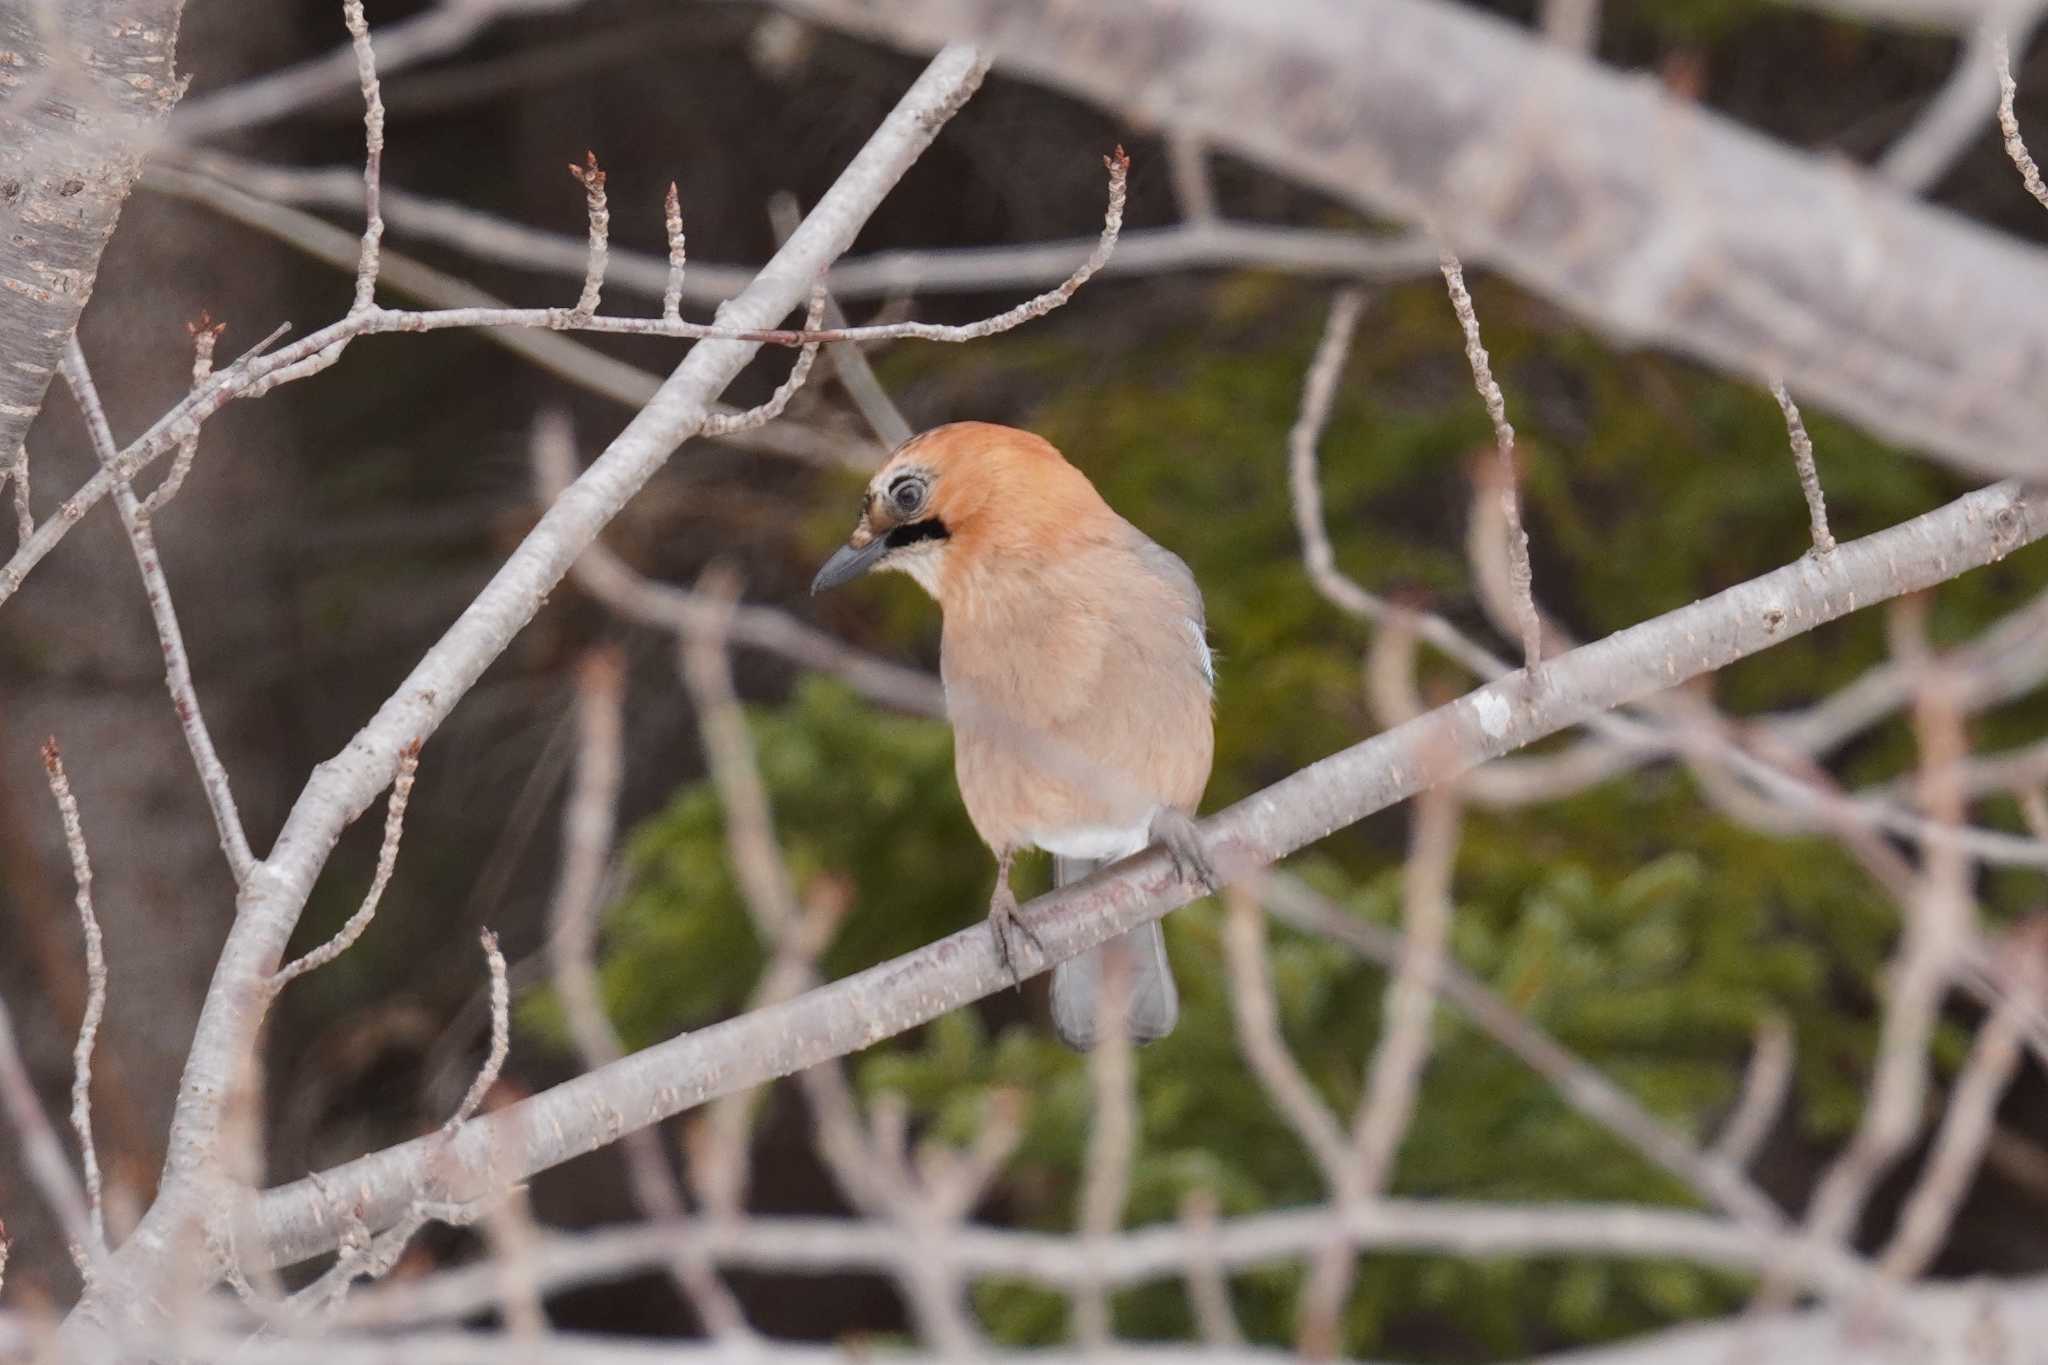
[886,518,949,548]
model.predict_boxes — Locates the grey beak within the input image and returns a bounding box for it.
[811,535,892,594]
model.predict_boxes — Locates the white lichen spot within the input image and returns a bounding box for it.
[1473,690,1511,739]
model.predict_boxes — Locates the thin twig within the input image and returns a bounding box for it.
[699,287,827,436]
[339,1199,1869,1336]
[1298,297,2044,872]
[7,445,29,543]
[568,152,608,320]
[1285,289,1510,683]
[767,193,914,449]
[679,571,803,939]
[1438,246,1541,671]
[141,314,225,519]
[59,337,258,883]
[662,182,686,324]
[0,990,96,1264]
[1878,939,2040,1279]
[446,929,510,1135]
[548,649,629,1075]
[1352,785,1460,1191]
[1075,952,1136,1350]
[1302,782,1461,1358]
[1259,873,1795,1239]
[1286,291,1377,614]
[343,0,385,313]
[170,0,548,140]
[1997,35,2048,213]
[1222,887,1353,1181]
[1177,1189,1244,1346]
[530,412,942,716]
[1794,598,1975,1274]
[83,45,998,1337]
[273,742,421,987]
[1709,1014,1795,1170]
[480,1182,549,1338]
[4,144,1122,611]
[1879,8,2044,191]
[547,644,754,1338]
[147,163,862,470]
[1771,381,1836,555]
[178,149,1440,305]
[40,739,106,1254]
[676,588,984,1352]
[291,1184,488,1320]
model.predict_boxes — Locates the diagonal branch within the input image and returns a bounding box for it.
[69,42,995,1340]
[58,339,258,884]
[245,479,2039,1275]
[39,741,108,1258]
[760,0,2048,481]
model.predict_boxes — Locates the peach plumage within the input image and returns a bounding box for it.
[812,422,1216,1049]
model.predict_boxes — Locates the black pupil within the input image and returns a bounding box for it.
[894,482,921,511]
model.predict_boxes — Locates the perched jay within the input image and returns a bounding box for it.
[812,422,1216,1049]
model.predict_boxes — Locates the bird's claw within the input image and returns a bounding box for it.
[988,884,1045,987]
[1151,810,1220,895]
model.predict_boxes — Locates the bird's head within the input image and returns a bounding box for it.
[810,422,1092,599]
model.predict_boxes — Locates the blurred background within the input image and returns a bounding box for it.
[5,0,2048,1359]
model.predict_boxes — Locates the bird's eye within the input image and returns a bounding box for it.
[890,477,925,515]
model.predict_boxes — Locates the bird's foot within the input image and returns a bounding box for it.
[987,881,1046,986]
[1151,808,1220,895]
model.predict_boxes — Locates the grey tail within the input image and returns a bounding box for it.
[1048,854,1180,1051]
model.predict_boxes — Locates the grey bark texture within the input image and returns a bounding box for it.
[0,0,290,1300]
[0,0,187,468]
[756,0,2048,482]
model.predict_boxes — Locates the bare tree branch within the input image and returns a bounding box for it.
[1999,33,2048,212]
[444,930,510,1135]
[169,0,582,141]
[170,150,1439,306]
[340,1199,1855,1334]
[758,0,2048,481]
[1438,248,1542,669]
[1709,1014,1795,1170]
[272,743,421,988]
[143,161,866,471]
[1259,872,1803,1242]
[1075,961,1136,1350]
[66,44,999,1340]
[0,991,95,1275]
[38,740,107,1258]
[662,182,687,325]
[58,338,259,884]
[6,136,1117,612]
[1879,935,2041,1278]
[239,479,2038,1276]
[5,445,29,544]
[566,152,609,321]
[546,644,755,1339]
[1771,381,1837,555]
[140,315,225,520]
[1878,6,2046,191]
[768,193,914,450]
[1785,598,1977,1292]
[531,413,944,716]
[342,0,385,313]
